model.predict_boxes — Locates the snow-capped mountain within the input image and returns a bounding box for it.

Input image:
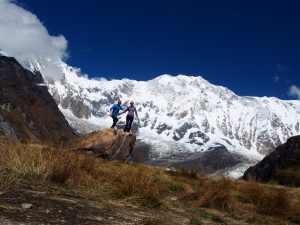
[24,57,300,177]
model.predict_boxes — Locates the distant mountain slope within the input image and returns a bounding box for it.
[23,56,300,177]
[25,57,300,153]
[243,135,300,187]
[0,55,76,144]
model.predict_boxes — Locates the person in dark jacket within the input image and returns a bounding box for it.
[121,101,139,132]
[109,100,123,129]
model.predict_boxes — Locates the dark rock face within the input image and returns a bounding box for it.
[60,96,91,119]
[129,140,151,163]
[243,135,300,187]
[156,123,172,134]
[188,131,210,145]
[0,56,76,144]
[173,122,193,141]
[173,145,244,174]
[70,128,136,160]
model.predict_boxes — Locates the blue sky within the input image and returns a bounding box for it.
[17,0,300,99]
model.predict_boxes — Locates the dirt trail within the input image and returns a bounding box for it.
[0,182,193,225]
[1,182,291,225]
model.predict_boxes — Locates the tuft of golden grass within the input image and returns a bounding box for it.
[196,178,235,211]
[256,188,291,217]
[237,181,293,218]
[237,181,265,204]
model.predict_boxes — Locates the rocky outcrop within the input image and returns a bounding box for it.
[70,129,136,160]
[129,141,151,163]
[0,55,77,144]
[242,135,300,187]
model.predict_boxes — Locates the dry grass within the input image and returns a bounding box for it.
[0,139,78,183]
[237,181,294,218]
[0,138,299,224]
[181,177,299,224]
[256,188,291,217]
[0,138,174,208]
[237,181,265,204]
[196,178,234,211]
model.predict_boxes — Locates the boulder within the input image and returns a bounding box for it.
[70,128,136,160]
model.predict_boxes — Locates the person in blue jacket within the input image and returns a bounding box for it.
[110,100,123,129]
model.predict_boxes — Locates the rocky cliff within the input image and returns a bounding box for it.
[70,128,136,160]
[0,55,76,144]
[242,135,300,187]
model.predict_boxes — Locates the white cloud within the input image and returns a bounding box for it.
[0,0,68,63]
[288,85,300,100]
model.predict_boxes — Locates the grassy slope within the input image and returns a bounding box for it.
[0,137,300,225]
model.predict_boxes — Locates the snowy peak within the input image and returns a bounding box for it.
[150,74,234,95]
[22,56,67,81]
[27,56,300,158]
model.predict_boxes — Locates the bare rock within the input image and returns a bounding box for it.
[21,203,33,209]
[70,128,136,160]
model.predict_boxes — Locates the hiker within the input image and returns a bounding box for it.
[109,100,123,129]
[120,101,139,132]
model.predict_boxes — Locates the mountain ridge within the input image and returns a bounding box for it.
[0,55,77,144]
[20,56,300,177]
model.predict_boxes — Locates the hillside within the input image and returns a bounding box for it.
[243,135,300,187]
[0,138,300,225]
[0,55,76,144]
